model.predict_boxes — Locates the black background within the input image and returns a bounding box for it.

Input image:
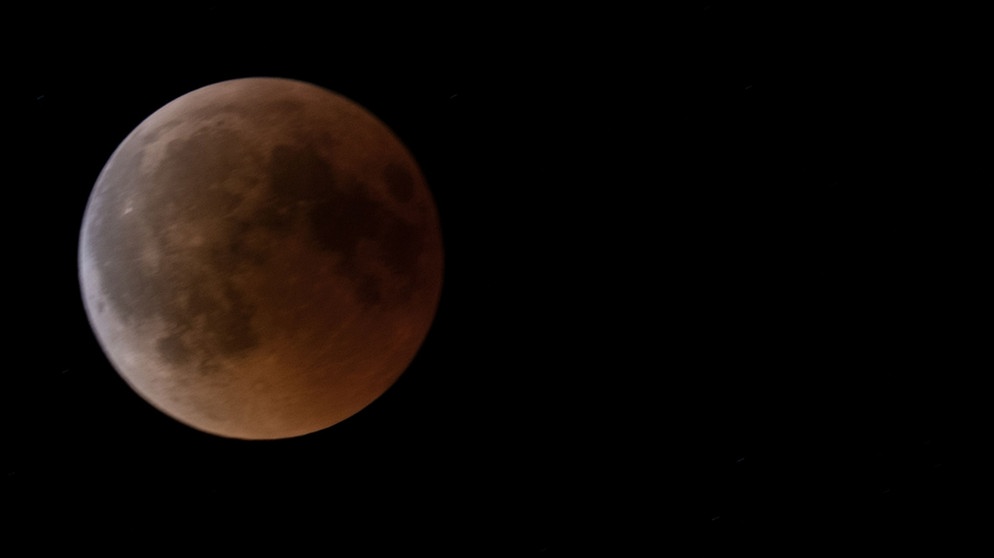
[4,3,977,552]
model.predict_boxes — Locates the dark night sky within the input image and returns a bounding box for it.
[4,3,977,552]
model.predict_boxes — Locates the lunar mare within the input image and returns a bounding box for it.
[78,78,443,439]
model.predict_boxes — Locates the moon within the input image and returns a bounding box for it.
[78,77,444,440]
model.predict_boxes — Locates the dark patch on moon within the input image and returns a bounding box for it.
[378,213,425,278]
[210,220,276,271]
[268,144,337,206]
[266,143,426,307]
[157,333,192,366]
[355,273,383,306]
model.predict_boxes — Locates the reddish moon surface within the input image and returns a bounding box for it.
[78,77,444,439]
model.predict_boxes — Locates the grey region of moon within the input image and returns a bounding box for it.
[78,77,444,440]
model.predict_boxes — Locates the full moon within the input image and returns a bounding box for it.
[78,77,443,440]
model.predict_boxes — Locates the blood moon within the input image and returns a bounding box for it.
[78,77,443,439]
